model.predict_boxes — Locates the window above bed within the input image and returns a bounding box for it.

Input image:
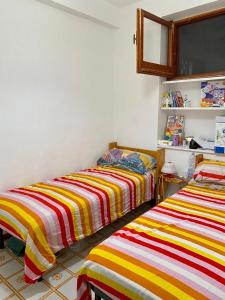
[136,7,225,80]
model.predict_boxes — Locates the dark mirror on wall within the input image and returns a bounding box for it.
[177,14,225,76]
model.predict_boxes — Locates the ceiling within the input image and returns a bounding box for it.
[104,0,141,8]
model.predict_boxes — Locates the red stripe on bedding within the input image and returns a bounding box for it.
[80,275,131,300]
[85,169,136,210]
[24,255,42,283]
[177,190,225,204]
[114,230,225,285]
[120,227,225,273]
[153,206,225,233]
[21,189,76,246]
[0,220,22,240]
[58,177,108,226]
[197,171,225,180]
[13,189,69,247]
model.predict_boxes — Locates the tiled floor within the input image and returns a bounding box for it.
[0,202,151,300]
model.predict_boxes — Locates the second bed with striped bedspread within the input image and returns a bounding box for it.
[78,183,225,300]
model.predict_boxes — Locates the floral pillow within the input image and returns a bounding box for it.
[97,148,156,174]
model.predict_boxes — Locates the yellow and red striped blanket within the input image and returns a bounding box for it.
[0,166,154,283]
[77,184,225,300]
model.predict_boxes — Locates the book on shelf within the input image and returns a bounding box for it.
[161,90,184,108]
[201,81,225,107]
[165,115,185,142]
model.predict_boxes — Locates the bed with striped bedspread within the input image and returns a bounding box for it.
[77,183,225,300]
[0,166,154,283]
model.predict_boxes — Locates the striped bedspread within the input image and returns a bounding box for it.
[0,166,154,283]
[77,184,225,300]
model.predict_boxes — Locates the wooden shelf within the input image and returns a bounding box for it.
[162,75,225,85]
[161,107,225,111]
[157,145,218,155]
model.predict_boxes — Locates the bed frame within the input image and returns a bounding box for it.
[0,142,164,285]
[91,284,112,300]
[195,154,204,166]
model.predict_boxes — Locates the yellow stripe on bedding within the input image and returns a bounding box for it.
[184,185,225,199]
[64,176,118,221]
[35,183,92,236]
[134,217,165,229]
[69,173,123,215]
[82,268,141,300]
[161,225,225,254]
[126,223,225,266]
[198,160,225,166]
[100,167,145,204]
[90,248,196,300]
[161,201,225,222]
[0,200,46,243]
[25,244,54,272]
[164,198,225,219]
[0,200,54,270]
[26,185,80,238]
[0,214,26,241]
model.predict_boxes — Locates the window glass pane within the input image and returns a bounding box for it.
[177,14,225,76]
[143,17,168,65]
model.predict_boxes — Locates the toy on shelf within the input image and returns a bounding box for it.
[184,95,191,107]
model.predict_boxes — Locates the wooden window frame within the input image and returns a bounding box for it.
[172,7,225,80]
[136,9,176,77]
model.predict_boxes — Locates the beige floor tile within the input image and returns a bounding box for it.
[7,271,28,291]
[0,260,23,278]
[20,281,50,300]
[44,266,71,288]
[0,250,13,266]
[42,292,64,300]
[0,282,14,299]
[57,277,77,300]
[63,256,85,275]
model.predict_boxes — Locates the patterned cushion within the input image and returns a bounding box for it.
[97,148,156,174]
[193,160,225,185]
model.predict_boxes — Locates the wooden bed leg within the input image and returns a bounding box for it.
[0,228,4,249]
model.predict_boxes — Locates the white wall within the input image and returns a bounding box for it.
[37,0,120,28]
[0,0,115,190]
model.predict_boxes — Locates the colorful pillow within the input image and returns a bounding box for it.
[97,148,156,174]
[193,160,225,185]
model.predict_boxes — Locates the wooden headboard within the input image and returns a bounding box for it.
[108,142,165,178]
[195,154,204,166]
